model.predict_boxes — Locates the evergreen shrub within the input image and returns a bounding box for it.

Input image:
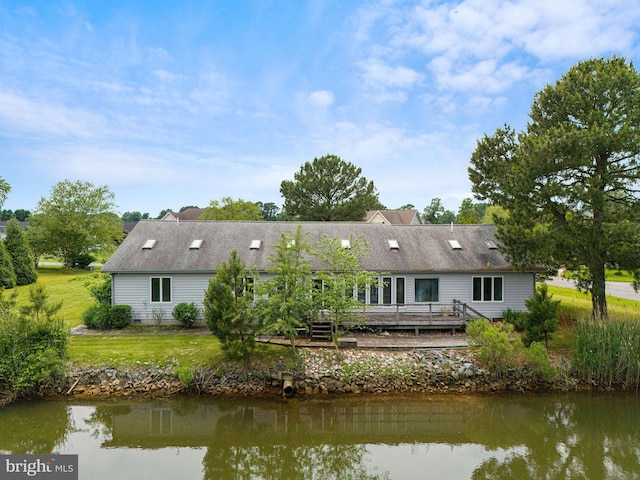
[172,302,199,328]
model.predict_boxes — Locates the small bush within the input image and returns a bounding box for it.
[82,305,111,329]
[172,302,199,328]
[466,319,523,378]
[87,274,112,306]
[83,304,131,329]
[69,252,95,270]
[502,308,527,331]
[523,341,557,382]
[109,305,132,329]
[175,366,195,387]
[0,286,68,402]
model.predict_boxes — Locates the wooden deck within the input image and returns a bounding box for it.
[310,300,486,340]
[350,312,467,335]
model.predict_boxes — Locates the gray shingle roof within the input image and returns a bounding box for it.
[102,220,529,274]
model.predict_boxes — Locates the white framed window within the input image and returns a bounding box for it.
[151,277,171,303]
[472,276,503,302]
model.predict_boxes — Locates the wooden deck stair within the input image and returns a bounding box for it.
[310,322,333,341]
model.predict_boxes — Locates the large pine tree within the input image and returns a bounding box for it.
[469,57,640,319]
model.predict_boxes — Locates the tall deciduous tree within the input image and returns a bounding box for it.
[121,211,149,221]
[313,234,373,346]
[255,201,281,221]
[255,226,316,354]
[4,218,36,286]
[280,155,382,221]
[28,180,122,268]
[200,197,263,221]
[469,56,640,319]
[457,198,487,224]
[422,198,456,224]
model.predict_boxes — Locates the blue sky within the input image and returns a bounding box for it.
[1,0,639,217]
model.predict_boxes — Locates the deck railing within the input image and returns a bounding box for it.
[355,299,489,322]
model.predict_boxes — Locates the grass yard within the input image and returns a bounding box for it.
[605,269,637,283]
[68,335,289,368]
[10,265,97,327]
[68,334,224,367]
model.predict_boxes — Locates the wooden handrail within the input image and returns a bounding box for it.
[453,299,491,321]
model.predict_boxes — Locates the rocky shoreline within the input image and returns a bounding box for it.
[59,347,577,400]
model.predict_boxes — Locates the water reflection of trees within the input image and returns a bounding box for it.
[3,393,637,479]
[204,443,389,480]
[202,403,390,479]
[470,394,640,479]
[0,401,72,454]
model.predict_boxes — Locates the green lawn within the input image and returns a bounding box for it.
[10,265,97,327]
[68,334,224,367]
[605,269,637,283]
[68,334,289,368]
[545,284,640,352]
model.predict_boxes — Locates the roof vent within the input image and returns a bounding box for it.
[341,239,351,249]
[142,239,156,250]
[484,240,497,249]
[448,240,462,250]
[190,239,203,250]
[250,240,262,250]
[388,239,399,250]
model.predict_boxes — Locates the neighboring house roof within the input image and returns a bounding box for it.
[0,220,29,240]
[103,220,537,274]
[161,208,205,221]
[123,221,139,233]
[365,210,422,225]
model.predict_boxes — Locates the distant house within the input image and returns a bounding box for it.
[365,210,423,225]
[102,220,542,328]
[161,208,205,221]
[0,220,29,240]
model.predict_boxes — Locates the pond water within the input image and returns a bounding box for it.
[0,393,639,479]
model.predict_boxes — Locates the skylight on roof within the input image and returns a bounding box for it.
[250,240,262,250]
[484,240,498,249]
[190,239,203,250]
[388,239,399,250]
[142,239,156,250]
[448,240,462,250]
[341,239,351,249]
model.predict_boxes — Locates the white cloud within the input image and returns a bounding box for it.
[308,90,335,107]
[152,70,186,83]
[356,0,640,96]
[429,57,530,93]
[358,58,424,88]
[27,145,187,187]
[0,89,106,138]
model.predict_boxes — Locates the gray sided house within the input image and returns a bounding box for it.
[101,220,541,327]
